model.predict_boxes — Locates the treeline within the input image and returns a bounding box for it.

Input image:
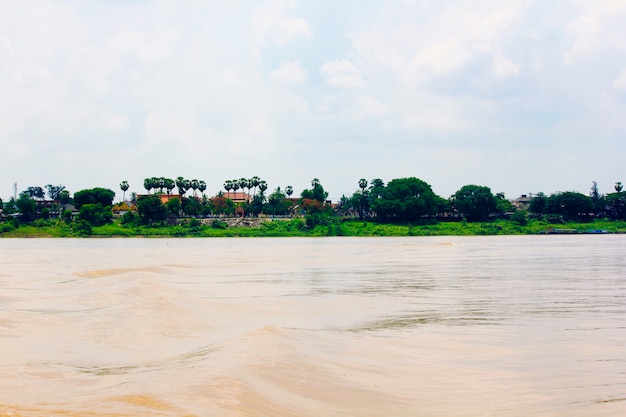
[1,176,625,235]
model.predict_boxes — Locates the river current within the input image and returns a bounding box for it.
[0,235,625,416]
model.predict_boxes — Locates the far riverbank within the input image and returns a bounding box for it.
[2,218,625,238]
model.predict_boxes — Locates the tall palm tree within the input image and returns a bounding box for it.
[285,185,293,198]
[157,177,166,194]
[164,178,175,196]
[190,179,200,198]
[311,178,320,188]
[616,182,624,193]
[144,178,154,194]
[120,181,129,202]
[358,178,368,192]
[258,180,268,196]
[198,180,207,197]
[239,178,249,200]
[250,176,260,196]
[176,177,187,197]
[231,180,240,198]
[224,180,233,199]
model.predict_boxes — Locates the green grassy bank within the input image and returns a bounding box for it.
[1,218,625,238]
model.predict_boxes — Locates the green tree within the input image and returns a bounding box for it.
[73,188,115,209]
[371,177,441,223]
[190,179,200,197]
[529,192,547,215]
[164,178,175,196]
[198,180,207,197]
[606,191,626,220]
[78,203,112,226]
[176,177,188,197]
[25,186,45,200]
[119,181,129,202]
[452,184,498,222]
[285,185,293,198]
[46,184,66,203]
[301,178,328,202]
[16,192,37,221]
[144,178,154,194]
[616,182,623,193]
[156,177,166,193]
[182,197,201,216]
[231,179,240,196]
[166,198,181,216]
[250,176,261,197]
[239,178,250,199]
[546,191,593,221]
[589,181,604,214]
[137,194,168,225]
[495,192,515,216]
[369,178,385,200]
[224,180,233,199]
[266,187,291,216]
[358,178,368,192]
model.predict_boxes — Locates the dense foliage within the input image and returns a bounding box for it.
[3,176,626,238]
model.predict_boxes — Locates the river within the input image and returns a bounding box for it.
[1,236,625,416]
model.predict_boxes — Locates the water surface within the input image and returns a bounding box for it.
[1,236,625,416]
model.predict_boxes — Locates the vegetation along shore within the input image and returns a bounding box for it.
[1,176,625,237]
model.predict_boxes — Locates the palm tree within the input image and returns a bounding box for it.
[144,178,154,194]
[258,180,268,196]
[157,177,166,194]
[311,178,320,188]
[250,176,260,196]
[198,180,207,197]
[358,178,368,192]
[285,185,293,198]
[616,182,624,193]
[224,180,233,199]
[176,177,187,197]
[164,178,175,196]
[190,179,200,198]
[231,180,240,198]
[239,178,249,201]
[120,181,129,202]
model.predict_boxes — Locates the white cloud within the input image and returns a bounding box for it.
[270,60,308,84]
[492,54,520,78]
[1,1,625,202]
[612,67,626,91]
[564,16,599,65]
[358,95,387,118]
[320,59,365,89]
[252,6,312,49]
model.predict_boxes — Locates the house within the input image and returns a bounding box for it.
[112,201,137,217]
[223,192,252,203]
[136,194,182,204]
[512,195,532,210]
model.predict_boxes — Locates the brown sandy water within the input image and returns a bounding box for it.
[0,236,625,416]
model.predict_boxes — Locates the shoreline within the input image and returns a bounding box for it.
[1,219,625,238]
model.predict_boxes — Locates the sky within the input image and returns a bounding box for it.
[1,0,626,203]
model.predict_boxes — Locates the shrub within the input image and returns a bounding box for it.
[73,219,93,236]
[510,210,528,226]
[211,219,228,229]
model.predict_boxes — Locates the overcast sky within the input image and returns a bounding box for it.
[2,0,625,202]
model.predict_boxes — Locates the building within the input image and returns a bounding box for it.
[111,201,137,217]
[512,195,532,210]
